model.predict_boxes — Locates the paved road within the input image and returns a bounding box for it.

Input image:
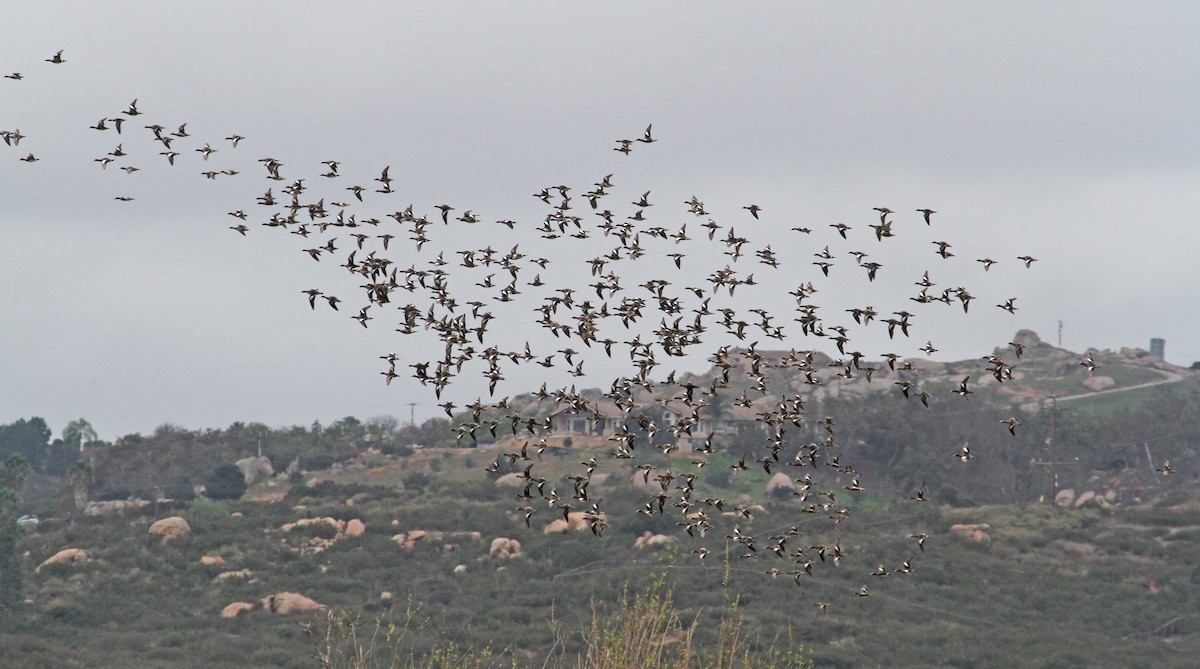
[1022,368,1185,412]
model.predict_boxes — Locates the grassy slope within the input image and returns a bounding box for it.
[4,456,1200,669]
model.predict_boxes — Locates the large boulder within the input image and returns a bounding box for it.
[214,569,254,583]
[765,472,795,496]
[1055,488,1076,507]
[540,514,589,532]
[494,472,525,487]
[344,518,366,538]
[236,456,274,486]
[199,555,226,567]
[221,601,255,619]
[489,537,522,559]
[634,532,677,550]
[149,516,191,542]
[1011,329,1043,350]
[262,592,324,614]
[36,548,90,573]
[281,517,344,534]
[566,511,591,531]
[392,529,429,549]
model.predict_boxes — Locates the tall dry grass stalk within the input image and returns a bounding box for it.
[305,578,810,669]
[304,596,512,669]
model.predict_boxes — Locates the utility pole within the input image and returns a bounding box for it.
[407,402,417,427]
[1057,320,1064,348]
[1050,398,1057,501]
[1032,399,1074,503]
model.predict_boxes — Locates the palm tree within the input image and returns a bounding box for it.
[63,418,98,453]
[67,460,92,513]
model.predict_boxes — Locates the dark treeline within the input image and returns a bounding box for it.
[0,381,1195,514]
[0,415,450,511]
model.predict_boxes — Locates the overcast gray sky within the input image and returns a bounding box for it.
[4,2,1199,441]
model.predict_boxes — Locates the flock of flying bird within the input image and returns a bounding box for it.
[8,48,1129,613]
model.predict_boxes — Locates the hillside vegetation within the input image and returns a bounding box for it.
[2,332,1199,667]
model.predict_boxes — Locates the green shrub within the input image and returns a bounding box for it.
[189,498,230,522]
[403,472,433,491]
[302,454,336,471]
[205,464,246,501]
[42,602,89,625]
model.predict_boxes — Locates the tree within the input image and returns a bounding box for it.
[0,458,26,611]
[204,463,246,500]
[0,418,51,472]
[67,460,93,513]
[62,418,98,453]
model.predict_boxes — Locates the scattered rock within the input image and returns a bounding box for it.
[765,472,795,496]
[262,592,324,614]
[494,472,525,487]
[199,555,226,567]
[392,529,430,550]
[1011,329,1043,349]
[36,548,90,573]
[281,517,344,534]
[221,601,255,618]
[453,564,468,575]
[1055,489,1076,507]
[1074,491,1097,507]
[235,456,274,486]
[634,532,677,550]
[149,516,191,542]
[565,511,591,531]
[214,569,253,582]
[344,519,366,538]
[489,537,522,559]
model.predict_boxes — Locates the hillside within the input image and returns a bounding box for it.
[5,466,1200,668]
[2,330,1199,667]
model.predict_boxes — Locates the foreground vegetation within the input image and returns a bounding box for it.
[2,463,1200,668]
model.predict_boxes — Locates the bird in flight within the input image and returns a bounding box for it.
[954,442,973,462]
[1000,417,1020,435]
